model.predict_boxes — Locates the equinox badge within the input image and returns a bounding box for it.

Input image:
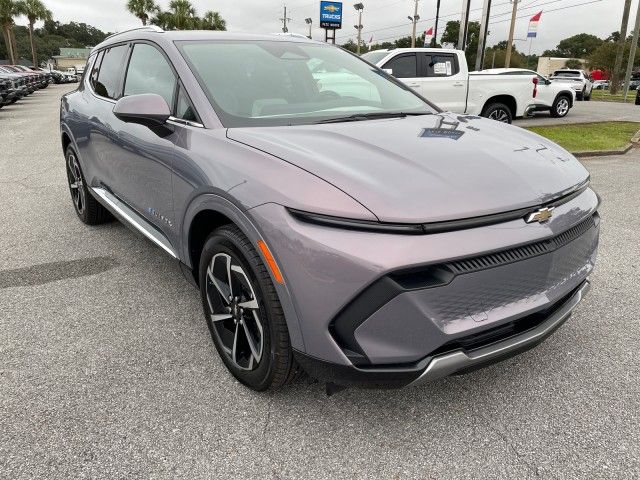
[525,207,554,224]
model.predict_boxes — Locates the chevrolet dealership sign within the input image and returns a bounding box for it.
[320,1,343,29]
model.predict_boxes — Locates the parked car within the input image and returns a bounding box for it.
[0,65,38,92]
[549,69,593,100]
[4,65,49,89]
[481,68,576,118]
[0,68,32,96]
[61,29,600,392]
[362,48,537,123]
[0,78,17,106]
[592,80,609,90]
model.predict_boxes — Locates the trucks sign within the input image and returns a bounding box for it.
[320,1,343,29]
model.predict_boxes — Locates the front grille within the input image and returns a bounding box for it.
[428,283,582,357]
[447,215,596,275]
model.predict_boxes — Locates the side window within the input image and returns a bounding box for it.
[175,85,200,123]
[95,45,129,99]
[89,50,104,92]
[124,43,176,108]
[425,54,459,77]
[383,54,417,78]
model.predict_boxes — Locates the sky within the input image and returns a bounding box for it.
[25,0,640,55]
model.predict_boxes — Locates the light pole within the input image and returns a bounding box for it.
[354,3,364,54]
[505,0,519,68]
[408,0,420,47]
[432,0,441,47]
[622,0,640,101]
[305,18,313,39]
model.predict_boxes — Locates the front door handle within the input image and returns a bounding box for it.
[452,82,465,87]
[407,83,420,88]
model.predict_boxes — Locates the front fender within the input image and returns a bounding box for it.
[181,194,306,352]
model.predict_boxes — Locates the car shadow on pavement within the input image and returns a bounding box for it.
[0,256,119,289]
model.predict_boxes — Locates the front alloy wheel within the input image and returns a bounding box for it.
[199,225,300,390]
[205,253,264,371]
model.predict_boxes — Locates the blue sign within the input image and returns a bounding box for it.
[320,1,343,29]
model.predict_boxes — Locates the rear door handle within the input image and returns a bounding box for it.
[453,82,465,87]
[407,83,420,88]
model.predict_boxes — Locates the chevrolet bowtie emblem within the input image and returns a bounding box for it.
[324,5,339,12]
[525,207,554,224]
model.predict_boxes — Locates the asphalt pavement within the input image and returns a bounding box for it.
[1,84,639,479]
[515,98,640,126]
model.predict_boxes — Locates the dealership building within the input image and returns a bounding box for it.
[52,47,92,71]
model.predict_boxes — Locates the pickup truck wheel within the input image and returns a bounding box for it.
[65,146,112,225]
[482,103,513,124]
[551,95,571,118]
[199,225,301,391]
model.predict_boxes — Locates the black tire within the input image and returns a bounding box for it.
[65,146,111,225]
[577,88,585,101]
[199,225,300,391]
[550,95,571,118]
[584,91,591,101]
[482,102,513,124]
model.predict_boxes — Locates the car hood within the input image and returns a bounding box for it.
[227,113,589,223]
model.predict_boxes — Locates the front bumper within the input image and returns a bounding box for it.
[250,187,599,386]
[295,279,590,388]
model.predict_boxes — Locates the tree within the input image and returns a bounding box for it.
[554,33,604,58]
[150,11,172,30]
[440,20,481,69]
[200,10,225,31]
[483,41,528,69]
[0,0,25,64]
[167,0,196,30]
[19,0,52,66]
[588,38,639,74]
[126,0,158,26]
[565,58,583,69]
[340,39,358,53]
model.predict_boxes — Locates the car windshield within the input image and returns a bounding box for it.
[361,50,391,65]
[177,40,434,127]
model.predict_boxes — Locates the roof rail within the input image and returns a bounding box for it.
[105,25,164,41]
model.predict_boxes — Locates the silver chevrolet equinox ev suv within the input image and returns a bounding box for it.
[60,28,600,392]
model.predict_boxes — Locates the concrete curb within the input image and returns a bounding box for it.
[572,128,640,158]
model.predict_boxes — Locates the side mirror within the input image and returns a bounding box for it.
[113,93,171,128]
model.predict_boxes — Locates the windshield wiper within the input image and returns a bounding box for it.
[317,111,431,124]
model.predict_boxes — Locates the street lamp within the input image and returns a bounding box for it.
[305,17,313,39]
[408,15,420,47]
[354,3,364,54]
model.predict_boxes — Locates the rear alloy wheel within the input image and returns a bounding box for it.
[483,103,513,124]
[199,225,300,390]
[551,95,570,118]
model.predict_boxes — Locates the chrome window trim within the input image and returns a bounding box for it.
[167,116,205,128]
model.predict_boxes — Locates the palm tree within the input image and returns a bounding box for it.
[126,0,158,26]
[168,0,196,30]
[0,0,25,64]
[150,10,172,30]
[20,0,52,66]
[200,10,226,31]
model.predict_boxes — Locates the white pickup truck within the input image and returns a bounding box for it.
[361,48,537,123]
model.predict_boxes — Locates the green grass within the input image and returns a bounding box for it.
[526,122,640,152]
[591,89,636,103]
